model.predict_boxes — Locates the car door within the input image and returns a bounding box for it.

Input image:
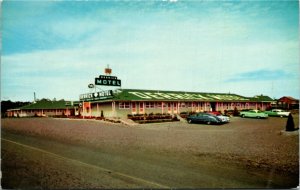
[248,110,256,117]
[201,115,210,123]
[194,114,204,123]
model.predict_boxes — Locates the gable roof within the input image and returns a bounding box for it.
[112,89,273,102]
[18,99,74,110]
[278,96,299,101]
[250,95,274,102]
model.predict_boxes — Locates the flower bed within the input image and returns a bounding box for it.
[128,113,179,123]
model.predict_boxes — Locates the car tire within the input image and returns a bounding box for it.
[187,119,192,124]
[241,114,245,118]
[207,121,211,125]
[257,116,261,119]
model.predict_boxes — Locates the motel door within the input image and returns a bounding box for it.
[210,102,216,111]
[167,103,172,114]
[131,102,137,114]
[139,102,144,114]
[83,102,91,116]
[173,103,178,114]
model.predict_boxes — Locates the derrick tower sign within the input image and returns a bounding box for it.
[80,66,121,101]
[95,65,121,87]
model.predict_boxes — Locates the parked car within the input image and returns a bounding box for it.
[206,111,230,123]
[264,109,290,117]
[239,110,268,119]
[187,113,224,125]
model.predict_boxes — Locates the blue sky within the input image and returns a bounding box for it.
[1,0,299,101]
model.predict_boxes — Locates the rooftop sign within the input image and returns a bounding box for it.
[95,75,121,87]
[80,90,113,101]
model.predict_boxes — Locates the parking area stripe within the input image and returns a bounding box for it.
[1,138,170,189]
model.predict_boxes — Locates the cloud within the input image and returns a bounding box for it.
[1,1,299,101]
[225,69,295,82]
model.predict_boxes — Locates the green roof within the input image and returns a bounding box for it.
[19,100,74,110]
[112,89,273,102]
[249,95,275,102]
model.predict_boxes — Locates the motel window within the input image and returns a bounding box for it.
[119,102,131,109]
[180,103,186,108]
[145,102,155,108]
[187,102,192,108]
[156,102,162,108]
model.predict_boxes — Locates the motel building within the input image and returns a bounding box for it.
[79,89,274,118]
[6,67,274,119]
[6,89,273,119]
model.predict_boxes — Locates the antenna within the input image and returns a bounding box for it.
[34,92,36,102]
[271,81,274,98]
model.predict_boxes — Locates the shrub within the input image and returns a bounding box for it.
[286,114,295,131]
[233,107,240,116]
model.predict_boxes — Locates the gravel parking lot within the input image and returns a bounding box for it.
[1,115,299,188]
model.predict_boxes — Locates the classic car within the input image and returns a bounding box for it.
[239,110,268,119]
[206,111,230,123]
[187,113,224,125]
[264,109,290,117]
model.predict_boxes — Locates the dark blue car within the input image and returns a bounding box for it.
[187,113,223,125]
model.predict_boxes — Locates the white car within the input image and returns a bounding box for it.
[265,109,290,117]
[206,112,230,123]
[217,115,230,123]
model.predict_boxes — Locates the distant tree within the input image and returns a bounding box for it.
[40,98,50,101]
[1,100,30,116]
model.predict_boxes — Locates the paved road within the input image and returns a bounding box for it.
[2,129,294,189]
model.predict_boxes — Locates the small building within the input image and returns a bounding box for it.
[79,89,274,118]
[6,99,77,117]
[276,96,299,110]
